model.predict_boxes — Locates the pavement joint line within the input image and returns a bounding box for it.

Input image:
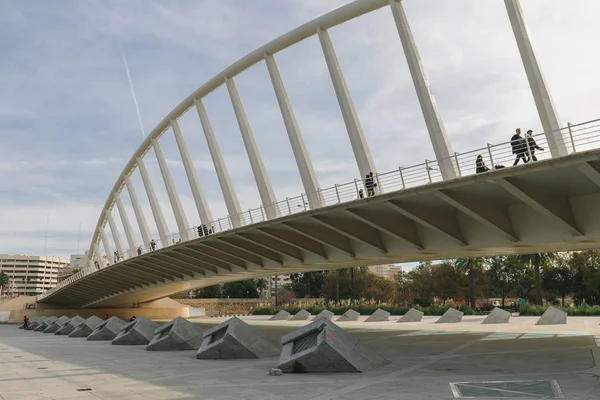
[308,337,481,400]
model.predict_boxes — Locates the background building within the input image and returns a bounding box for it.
[367,264,403,280]
[264,275,292,298]
[0,254,70,296]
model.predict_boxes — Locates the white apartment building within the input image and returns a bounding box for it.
[367,264,403,280]
[0,254,70,297]
[264,275,292,298]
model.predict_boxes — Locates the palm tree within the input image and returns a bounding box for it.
[455,257,485,308]
[517,253,556,305]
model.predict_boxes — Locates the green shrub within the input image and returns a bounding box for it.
[518,303,600,316]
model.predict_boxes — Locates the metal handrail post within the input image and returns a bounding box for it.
[399,167,405,188]
[425,160,432,183]
[487,144,494,167]
[567,122,576,153]
[335,184,341,202]
[454,152,461,177]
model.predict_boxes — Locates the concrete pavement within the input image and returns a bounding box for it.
[0,316,599,399]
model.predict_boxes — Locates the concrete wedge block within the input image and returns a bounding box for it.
[336,309,360,322]
[56,316,85,335]
[435,308,464,323]
[43,316,71,333]
[196,317,281,359]
[535,306,567,325]
[269,311,291,321]
[146,317,204,351]
[277,319,389,373]
[112,317,159,345]
[69,315,104,338]
[33,316,57,332]
[87,317,126,341]
[365,308,390,322]
[313,310,334,322]
[28,317,47,330]
[397,308,424,323]
[290,309,311,321]
[482,307,511,324]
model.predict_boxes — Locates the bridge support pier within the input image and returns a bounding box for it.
[504,0,568,157]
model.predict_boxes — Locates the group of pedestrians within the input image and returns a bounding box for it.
[476,128,545,174]
[511,128,544,165]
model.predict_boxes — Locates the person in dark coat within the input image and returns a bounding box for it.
[475,155,490,173]
[365,172,377,197]
[525,129,544,162]
[511,128,528,166]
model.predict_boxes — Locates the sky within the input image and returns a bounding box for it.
[2,0,600,268]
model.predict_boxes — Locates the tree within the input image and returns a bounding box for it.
[541,263,574,306]
[395,271,411,306]
[432,261,464,304]
[455,257,485,308]
[194,285,222,298]
[567,250,600,305]
[487,256,518,307]
[517,253,556,305]
[289,271,325,298]
[0,272,8,297]
[222,280,259,298]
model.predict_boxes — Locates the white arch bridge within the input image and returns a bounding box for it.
[39,0,600,308]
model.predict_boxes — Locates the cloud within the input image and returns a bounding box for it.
[2,0,600,268]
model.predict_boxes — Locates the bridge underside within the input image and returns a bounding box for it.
[41,150,600,308]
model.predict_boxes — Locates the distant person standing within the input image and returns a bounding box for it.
[150,239,156,251]
[525,129,544,162]
[137,246,142,256]
[365,172,377,197]
[129,316,136,322]
[22,316,30,330]
[104,314,109,321]
[511,128,527,166]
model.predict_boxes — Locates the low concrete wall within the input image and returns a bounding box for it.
[3,297,190,323]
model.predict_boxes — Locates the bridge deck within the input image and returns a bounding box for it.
[41,150,600,308]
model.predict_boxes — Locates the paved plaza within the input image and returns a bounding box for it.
[0,316,599,399]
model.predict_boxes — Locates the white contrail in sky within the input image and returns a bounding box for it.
[123,53,145,139]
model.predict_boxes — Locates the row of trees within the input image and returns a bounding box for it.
[0,271,8,297]
[401,251,600,307]
[191,250,600,307]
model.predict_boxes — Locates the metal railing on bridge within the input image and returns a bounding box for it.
[39,117,600,300]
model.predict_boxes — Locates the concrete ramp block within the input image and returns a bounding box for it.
[365,308,390,322]
[56,316,85,335]
[43,316,71,333]
[435,308,464,323]
[313,310,334,322]
[28,316,47,330]
[146,317,204,351]
[33,316,57,332]
[87,317,126,341]
[196,317,281,359]
[535,306,567,325]
[269,310,291,321]
[336,309,360,322]
[112,317,159,345]
[397,308,424,323]
[69,315,104,338]
[277,319,389,373]
[290,309,311,321]
[482,307,511,324]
